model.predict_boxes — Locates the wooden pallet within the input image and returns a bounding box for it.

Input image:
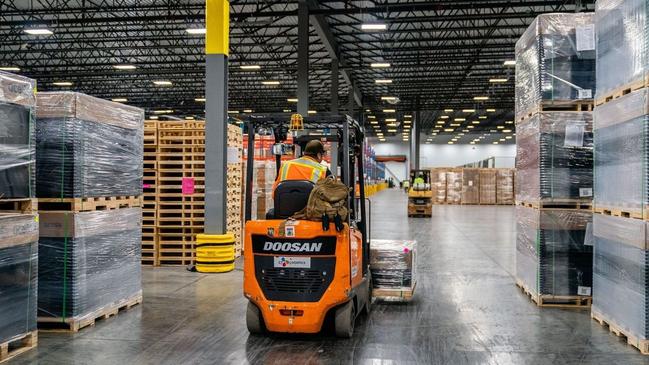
[595,76,649,106]
[515,280,591,309]
[592,309,649,355]
[516,200,592,211]
[517,101,594,123]
[38,294,142,332]
[373,282,416,302]
[0,198,37,213]
[37,196,142,212]
[593,206,643,220]
[0,331,37,364]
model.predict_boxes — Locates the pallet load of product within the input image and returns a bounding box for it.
[515,112,594,205]
[250,160,276,220]
[496,169,515,205]
[0,71,36,200]
[445,169,463,204]
[370,239,416,300]
[515,13,596,121]
[0,213,38,361]
[38,208,143,331]
[515,206,593,307]
[35,92,144,198]
[430,168,446,204]
[461,168,480,205]
[479,169,497,205]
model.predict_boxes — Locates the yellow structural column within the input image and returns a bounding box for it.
[196,0,235,273]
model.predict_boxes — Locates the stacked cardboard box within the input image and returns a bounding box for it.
[479,169,497,205]
[430,168,447,204]
[496,169,515,205]
[461,168,480,205]
[425,168,514,205]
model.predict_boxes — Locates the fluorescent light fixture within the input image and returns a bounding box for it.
[503,129,512,133]
[262,80,280,85]
[479,116,487,119]
[387,129,397,133]
[444,128,454,132]
[370,121,379,125]
[454,118,466,122]
[287,98,298,102]
[371,63,391,68]
[505,120,514,124]
[240,65,261,70]
[113,64,136,70]
[195,98,206,102]
[375,79,393,84]
[468,126,474,129]
[243,109,253,113]
[462,130,469,133]
[471,121,480,124]
[486,108,496,112]
[444,109,454,113]
[383,109,396,113]
[367,115,376,119]
[0,67,21,71]
[462,109,475,113]
[153,80,172,86]
[361,23,387,31]
[149,116,159,120]
[504,60,516,66]
[185,116,195,120]
[436,121,445,125]
[497,126,505,129]
[387,123,397,127]
[432,133,437,136]
[365,109,371,112]
[440,116,449,119]
[450,123,460,127]
[470,141,476,144]
[52,81,73,86]
[473,96,489,101]
[308,110,317,114]
[111,98,128,102]
[227,110,239,114]
[283,109,292,112]
[500,138,506,141]
[385,118,397,122]
[24,28,53,35]
[493,141,499,144]
[381,96,397,101]
[489,78,508,83]
[403,120,411,124]
[153,109,173,114]
[185,28,206,34]
[447,142,454,145]
[404,114,412,118]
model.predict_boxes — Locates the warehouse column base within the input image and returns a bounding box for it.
[195,233,236,273]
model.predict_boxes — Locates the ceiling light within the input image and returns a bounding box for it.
[493,141,499,144]
[448,142,454,145]
[468,126,474,129]
[454,118,466,122]
[471,121,480,125]
[361,23,387,31]
[227,110,239,114]
[370,121,378,125]
[113,64,136,70]
[506,136,513,139]
[375,79,393,84]
[440,116,449,119]
[385,118,396,122]
[287,98,298,102]
[432,133,437,136]
[52,81,73,86]
[308,110,317,114]
[450,123,460,127]
[489,78,508,83]
[387,123,397,127]
[153,109,173,114]
[451,138,458,141]
[240,65,261,70]
[404,114,412,118]
[436,121,445,124]
[111,98,128,102]
[503,129,512,133]
[149,116,159,120]
[195,98,206,102]
[403,120,411,124]
[371,63,391,68]
[381,96,397,101]
[470,141,476,144]
[243,109,253,113]
[462,109,476,113]
[444,128,454,132]
[185,116,195,120]
[444,109,454,113]
[0,66,20,71]
[387,129,397,133]
[474,96,489,101]
[262,80,280,85]
[186,28,206,34]
[479,116,487,119]
[497,126,505,129]
[486,108,496,112]
[500,138,506,141]
[462,130,469,133]
[368,115,376,119]
[504,60,516,66]
[383,109,396,113]
[283,109,292,112]
[24,28,53,35]
[153,80,172,86]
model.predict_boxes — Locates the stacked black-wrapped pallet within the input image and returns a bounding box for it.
[514,13,595,308]
[370,239,417,301]
[0,71,38,362]
[35,92,144,331]
[591,0,649,354]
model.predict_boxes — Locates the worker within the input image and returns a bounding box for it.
[413,173,425,185]
[272,140,332,191]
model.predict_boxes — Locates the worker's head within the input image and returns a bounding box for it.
[304,140,326,162]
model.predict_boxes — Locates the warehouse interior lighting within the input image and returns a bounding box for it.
[370,121,379,125]
[479,116,487,119]
[497,126,505,129]
[153,80,172,86]
[493,141,499,144]
[381,96,397,101]
[0,67,20,71]
[361,23,387,31]
[506,136,513,139]
[403,120,411,124]
[185,116,195,120]
[444,128,454,132]
[436,121,445,124]
[385,118,397,122]
[24,28,53,35]
[503,129,512,133]
[440,115,449,119]
[185,28,206,34]
[504,60,516,66]
[52,81,73,86]
[240,65,261,70]
[470,141,476,144]
[489,78,508,83]
[473,96,489,101]
[486,108,496,112]
[387,129,397,132]
[261,80,280,85]
[444,109,454,113]
[243,109,253,113]
[500,138,506,141]
[111,98,128,102]
[367,115,376,119]
[149,116,159,120]
[113,64,136,70]
[383,109,396,113]
[404,114,412,118]
[462,109,475,113]
[448,141,454,144]
[283,109,292,113]
[450,123,460,127]
[371,63,391,68]
[387,123,397,127]
[375,79,393,84]
[471,121,480,124]
[287,98,298,102]
[505,120,514,124]
[468,125,475,129]
[454,118,466,122]
[308,110,317,114]
[153,109,173,114]
[227,110,239,114]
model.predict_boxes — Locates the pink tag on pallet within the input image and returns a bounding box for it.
[143,183,152,189]
[182,178,195,195]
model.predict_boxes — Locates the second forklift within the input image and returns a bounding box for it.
[407,170,432,217]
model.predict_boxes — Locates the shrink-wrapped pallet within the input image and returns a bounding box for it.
[370,239,416,291]
[515,206,593,297]
[592,214,649,339]
[595,0,649,98]
[0,214,37,343]
[35,92,144,198]
[430,168,447,203]
[479,169,497,204]
[251,161,276,220]
[515,112,593,203]
[496,169,515,204]
[462,168,480,204]
[0,71,36,198]
[515,13,596,119]
[38,208,142,320]
[593,88,649,216]
[446,169,463,204]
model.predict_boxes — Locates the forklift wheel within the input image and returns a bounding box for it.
[335,300,356,338]
[364,273,372,315]
[246,302,265,334]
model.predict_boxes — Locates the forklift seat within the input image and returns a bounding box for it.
[270,180,315,219]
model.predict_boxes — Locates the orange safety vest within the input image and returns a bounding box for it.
[272,156,328,191]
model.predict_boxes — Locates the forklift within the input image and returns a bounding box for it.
[407,169,433,217]
[242,114,371,338]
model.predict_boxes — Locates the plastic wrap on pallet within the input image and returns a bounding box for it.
[594,88,649,214]
[515,206,593,297]
[446,170,463,204]
[35,92,144,198]
[595,0,649,98]
[0,214,38,343]
[37,208,142,320]
[370,239,416,290]
[496,169,515,204]
[515,112,593,203]
[430,168,447,203]
[251,160,276,220]
[462,168,480,204]
[515,13,596,118]
[0,72,36,199]
[479,169,497,204]
[593,214,649,339]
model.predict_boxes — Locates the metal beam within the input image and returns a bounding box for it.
[331,59,339,113]
[297,0,309,115]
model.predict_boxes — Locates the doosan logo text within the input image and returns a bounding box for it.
[263,241,323,252]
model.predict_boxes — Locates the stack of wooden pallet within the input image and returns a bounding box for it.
[146,121,244,266]
[142,121,159,265]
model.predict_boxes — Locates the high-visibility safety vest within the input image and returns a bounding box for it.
[272,156,327,191]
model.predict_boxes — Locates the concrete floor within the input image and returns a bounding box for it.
[13,189,649,364]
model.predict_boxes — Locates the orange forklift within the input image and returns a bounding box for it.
[242,114,371,338]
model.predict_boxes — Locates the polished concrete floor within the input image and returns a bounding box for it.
[13,189,649,364]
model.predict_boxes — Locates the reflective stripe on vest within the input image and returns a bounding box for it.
[278,157,326,184]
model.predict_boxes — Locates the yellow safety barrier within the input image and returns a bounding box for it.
[195,233,236,273]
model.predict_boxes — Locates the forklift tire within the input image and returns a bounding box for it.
[335,300,356,338]
[246,302,265,334]
[364,273,373,315]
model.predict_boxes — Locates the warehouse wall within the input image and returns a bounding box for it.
[371,141,516,174]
